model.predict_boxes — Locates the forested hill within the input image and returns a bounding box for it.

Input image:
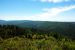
[0,20,75,29]
[0,20,75,39]
[0,20,75,50]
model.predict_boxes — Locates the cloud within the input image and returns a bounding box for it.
[30,5,75,21]
[42,5,75,16]
[37,0,70,3]
[0,5,75,21]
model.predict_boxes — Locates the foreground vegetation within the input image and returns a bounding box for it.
[0,25,75,50]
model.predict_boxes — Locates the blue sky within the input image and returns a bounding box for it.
[0,0,75,22]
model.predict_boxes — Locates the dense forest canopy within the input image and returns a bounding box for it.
[0,20,75,39]
[0,20,75,50]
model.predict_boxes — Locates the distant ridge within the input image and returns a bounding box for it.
[0,20,75,39]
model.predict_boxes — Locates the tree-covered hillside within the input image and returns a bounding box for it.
[0,20,75,39]
[0,25,75,50]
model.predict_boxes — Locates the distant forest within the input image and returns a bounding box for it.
[0,25,75,50]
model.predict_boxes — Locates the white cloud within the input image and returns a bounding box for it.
[30,5,75,21]
[42,5,75,16]
[0,5,75,21]
[38,0,70,3]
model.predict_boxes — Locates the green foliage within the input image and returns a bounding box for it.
[0,25,75,50]
[0,37,75,50]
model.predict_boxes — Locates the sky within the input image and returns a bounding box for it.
[0,0,75,22]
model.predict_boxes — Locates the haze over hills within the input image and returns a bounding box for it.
[0,20,75,39]
[0,20,75,50]
[0,20,75,29]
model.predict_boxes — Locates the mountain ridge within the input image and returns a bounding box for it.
[0,20,75,39]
